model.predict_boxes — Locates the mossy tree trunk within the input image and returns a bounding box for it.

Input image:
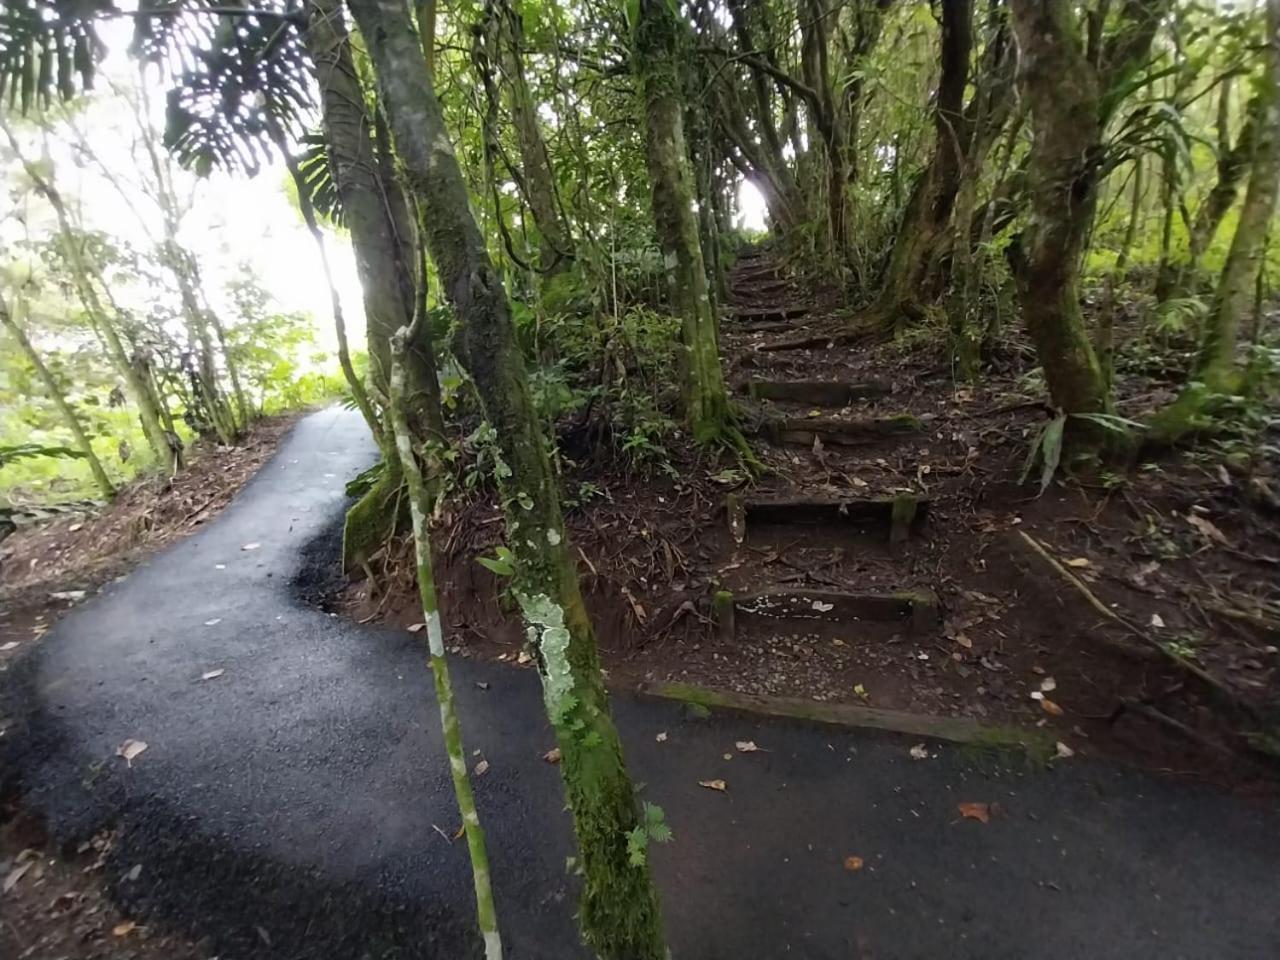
[389,324,502,960]
[342,2,666,957]
[877,0,973,323]
[1150,0,1280,440]
[1180,92,1263,289]
[1008,0,1168,451]
[0,291,116,499]
[635,0,735,445]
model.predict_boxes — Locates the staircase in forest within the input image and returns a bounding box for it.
[714,248,941,661]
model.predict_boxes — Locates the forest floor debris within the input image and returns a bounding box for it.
[0,806,208,960]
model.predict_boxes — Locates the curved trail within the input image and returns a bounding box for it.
[4,408,1276,959]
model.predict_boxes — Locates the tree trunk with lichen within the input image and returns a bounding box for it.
[1150,0,1280,442]
[343,1,666,956]
[1,291,116,499]
[635,0,735,445]
[389,325,502,960]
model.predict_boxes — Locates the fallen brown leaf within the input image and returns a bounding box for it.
[735,740,761,753]
[698,779,727,792]
[113,921,137,937]
[957,802,993,823]
[843,855,864,872]
[543,748,562,764]
[1039,697,1064,717]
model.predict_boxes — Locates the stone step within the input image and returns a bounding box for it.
[754,414,922,447]
[713,586,939,641]
[740,379,891,406]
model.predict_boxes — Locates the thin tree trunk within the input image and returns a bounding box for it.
[342,2,667,957]
[1150,0,1280,438]
[134,80,243,441]
[305,0,443,443]
[877,0,974,321]
[635,0,736,445]
[388,324,502,960]
[490,0,573,274]
[1,291,115,499]
[1099,155,1145,387]
[2,118,174,469]
[1182,94,1262,284]
[277,136,384,447]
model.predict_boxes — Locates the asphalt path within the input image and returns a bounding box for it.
[3,407,1276,959]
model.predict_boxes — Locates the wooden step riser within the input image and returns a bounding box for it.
[712,587,939,642]
[740,380,892,406]
[755,415,923,447]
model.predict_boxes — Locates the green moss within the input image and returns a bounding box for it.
[341,457,404,572]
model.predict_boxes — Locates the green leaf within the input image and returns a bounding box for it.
[1038,415,1065,496]
[476,555,515,577]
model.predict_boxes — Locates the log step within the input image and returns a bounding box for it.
[739,321,796,334]
[727,494,928,543]
[755,414,923,447]
[730,304,810,323]
[741,379,891,406]
[713,587,939,640]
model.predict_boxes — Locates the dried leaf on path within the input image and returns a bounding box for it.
[843,855,864,872]
[1055,741,1075,759]
[200,669,225,681]
[909,743,930,760]
[474,759,490,776]
[543,748,562,764]
[1065,557,1090,569]
[407,623,425,633]
[655,732,668,742]
[698,779,727,792]
[117,739,148,766]
[113,921,137,937]
[957,802,994,823]
[1187,513,1228,546]
[3,860,32,893]
[735,740,762,753]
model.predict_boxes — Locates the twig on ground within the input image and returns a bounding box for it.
[1016,530,1257,717]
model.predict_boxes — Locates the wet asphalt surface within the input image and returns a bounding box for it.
[2,407,1277,959]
